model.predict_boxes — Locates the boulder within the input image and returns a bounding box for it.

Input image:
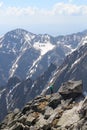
[58,80,83,99]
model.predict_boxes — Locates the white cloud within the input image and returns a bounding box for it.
[5,6,38,16]
[52,3,83,15]
[0,2,87,16]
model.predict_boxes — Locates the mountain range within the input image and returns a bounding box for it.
[0,28,87,122]
[0,28,87,85]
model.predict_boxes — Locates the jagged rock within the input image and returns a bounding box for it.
[49,93,62,109]
[25,112,39,126]
[22,105,31,114]
[78,97,87,119]
[10,122,25,130]
[58,80,83,99]
[31,101,48,113]
[44,106,54,119]
[35,114,48,129]
[56,105,79,128]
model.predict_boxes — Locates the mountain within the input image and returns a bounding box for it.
[0,29,87,122]
[1,80,87,130]
[0,28,87,85]
[51,36,87,93]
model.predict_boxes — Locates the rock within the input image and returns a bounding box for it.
[22,105,31,114]
[10,122,25,130]
[18,115,26,124]
[35,114,49,130]
[31,101,48,113]
[49,93,62,109]
[57,105,80,129]
[25,112,39,126]
[44,106,54,119]
[58,80,83,99]
[78,97,87,119]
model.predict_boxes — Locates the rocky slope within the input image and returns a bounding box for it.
[1,80,87,130]
[0,29,87,85]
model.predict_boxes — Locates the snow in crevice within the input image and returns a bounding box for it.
[71,50,87,70]
[6,82,20,110]
[71,57,81,69]
[9,55,21,78]
[78,36,87,47]
[77,36,87,51]
[27,55,42,78]
[0,89,6,99]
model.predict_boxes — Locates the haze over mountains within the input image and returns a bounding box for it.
[0,28,87,122]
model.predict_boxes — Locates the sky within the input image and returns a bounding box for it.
[0,0,87,36]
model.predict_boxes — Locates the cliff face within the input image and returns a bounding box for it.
[0,80,87,130]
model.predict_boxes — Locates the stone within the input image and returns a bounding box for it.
[49,93,62,109]
[10,122,25,130]
[22,105,31,114]
[35,114,50,130]
[25,112,39,126]
[58,80,83,99]
[44,106,54,119]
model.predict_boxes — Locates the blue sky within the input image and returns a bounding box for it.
[0,0,87,35]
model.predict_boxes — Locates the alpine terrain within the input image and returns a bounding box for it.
[0,29,87,122]
[1,80,87,130]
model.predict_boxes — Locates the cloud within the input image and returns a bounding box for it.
[0,2,87,17]
[51,2,87,16]
[5,6,38,16]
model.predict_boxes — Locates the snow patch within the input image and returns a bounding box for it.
[71,57,81,69]
[78,36,87,48]
[6,82,20,109]
[27,55,42,78]
[33,42,55,56]
[0,89,6,99]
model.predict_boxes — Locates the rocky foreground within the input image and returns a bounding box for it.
[0,80,87,130]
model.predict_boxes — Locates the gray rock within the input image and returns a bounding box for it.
[44,106,54,119]
[58,80,83,99]
[49,93,62,109]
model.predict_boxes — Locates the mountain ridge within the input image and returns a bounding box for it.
[0,28,87,85]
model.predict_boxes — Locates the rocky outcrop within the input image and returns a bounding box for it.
[0,80,87,130]
[58,80,83,99]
